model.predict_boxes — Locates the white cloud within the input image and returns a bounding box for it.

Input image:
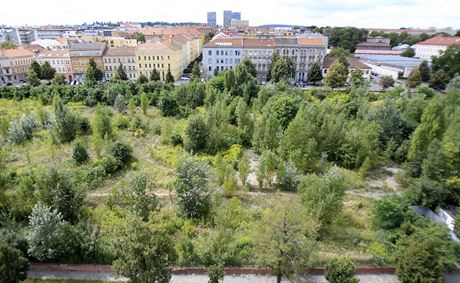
[0,0,458,28]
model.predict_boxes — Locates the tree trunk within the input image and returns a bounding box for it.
[277,273,282,283]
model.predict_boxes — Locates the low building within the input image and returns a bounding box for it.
[355,54,423,78]
[354,49,402,56]
[103,47,137,81]
[0,47,35,84]
[356,42,392,50]
[31,39,65,49]
[135,40,183,81]
[366,36,391,45]
[322,57,372,80]
[414,35,460,60]
[36,49,73,81]
[69,42,106,80]
[231,20,249,29]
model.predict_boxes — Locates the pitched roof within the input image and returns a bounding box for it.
[205,38,243,47]
[298,38,325,45]
[104,47,135,57]
[0,47,34,58]
[323,56,371,69]
[417,35,460,46]
[135,40,182,53]
[70,41,106,51]
[356,42,391,47]
[36,48,70,59]
[242,38,274,47]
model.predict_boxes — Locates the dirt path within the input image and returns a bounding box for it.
[349,166,403,199]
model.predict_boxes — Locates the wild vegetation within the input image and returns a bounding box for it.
[0,57,459,283]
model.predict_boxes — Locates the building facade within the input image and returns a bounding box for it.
[207,12,217,27]
[414,35,460,61]
[103,47,137,81]
[36,49,73,81]
[203,34,328,82]
[223,10,232,28]
[69,42,106,80]
[135,40,183,81]
[0,48,35,84]
[231,12,241,20]
[322,57,372,80]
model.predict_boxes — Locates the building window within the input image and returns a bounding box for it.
[208,50,212,55]
[208,66,212,71]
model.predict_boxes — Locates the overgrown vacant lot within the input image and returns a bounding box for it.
[1,70,459,283]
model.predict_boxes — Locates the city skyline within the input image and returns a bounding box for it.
[0,0,459,28]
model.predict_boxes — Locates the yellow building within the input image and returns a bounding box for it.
[69,42,107,79]
[80,36,138,48]
[0,47,35,84]
[135,40,183,81]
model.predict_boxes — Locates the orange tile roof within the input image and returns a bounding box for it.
[104,47,135,57]
[205,38,243,47]
[417,36,460,46]
[0,47,35,58]
[298,38,325,45]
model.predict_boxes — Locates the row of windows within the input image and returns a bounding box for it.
[209,58,241,64]
[41,59,71,65]
[10,58,32,66]
[106,72,137,79]
[207,50,241,56]
[105,65,135,71]
[139,63,170,69]
[104,58,134,64]
[138,55,171,61]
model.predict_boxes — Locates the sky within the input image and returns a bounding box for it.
[0,0,459,29]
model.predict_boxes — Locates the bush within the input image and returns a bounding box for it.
[76,116,91,135]
[113,114,129,129]
[108,141,133,168]
[8,114,39,144]
[171,133,183,146]
[92,105,112,139]
[325,257,359,283]
[0,244,28,282]
[100,154,121,174]
[373,196,405,230]
[114,94,127,113]
[53,97,78,143]
[72,141,89,165]
[185,114,209,152]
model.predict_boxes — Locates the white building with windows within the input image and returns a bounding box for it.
[414,35,460,61]
[203,38,243,77]
[103,47,137,81]
[36,49,73,81]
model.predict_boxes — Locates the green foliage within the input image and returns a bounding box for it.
[37,166,83,222]
[108,140,133,168]
[455,213,460,237]
[237,155,250,187]
[254,197,318,282]
[27,69,41,87]
[185,114,209,152]
[114,94,127,113]
[113,218,177,283]
[85,58,104,85]
[419,60,431,82]
[401,47,415,57]
[350,69,365,88]
[131,31,146,43]
[207,262,224,283]
[123,173,158,221]
[0,41,17,49]
[327,47,351,58]
[92,105,112,139]
[150,68,160,82]
[299,167,346,227]
[431,45,460,79]
[276,160,299,192]
[191,62,201,81]
[0,244,28,282]
[257,150,278,189]
[429,69,449,90]
[323,27,368,52]
[114,63,128,81]
[52,73,66,85]
[140,92,148,114]
[271,57,292,83]
[27,203,67,261]
[405,69,422,89]
[373,196,405,230]
[53,96,78,143]
[174,157,210,219]
[158,92,178,117]
[72,140,89,165]
[324,257,359,283]
[137,73,148,84]
[39,62,56,81]
[8,114,39,144]
[380,75,395,90]
[307,61,323,84]
[324,60,347,89]
[166,67,175,83]
[405,177,447,210]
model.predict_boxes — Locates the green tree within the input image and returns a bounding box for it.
[0,40,17,49]
[37,166,83,222]
[150,68,160,81]
[405,177,447,210]
[85,58,104,84]
[405,68,422,89]
[123,173,158,221]
[380,75,395,90]
[140,92,148,115]
[429,69,449,90]
[271,58,291,83]
[324,60,347,89]
[299,167,345,227]
[396,239,443,283]
[191,62,201,81]
[256,150,278,189]
[419,60,431,82]
[242,57,257,77]
[373,196,405,230]
[237,155,250,187]
[267,52,281,82]
[185,114,209,152]
[254,197,318,283]
[92,105,112,139]
[166,67,175,83]
[455,213,460,236]
[53,96,78,143]
[114,63,128,80]
[327,47,351,58]
[39,61,56,81]
[30,60,41,78]
[350,68,365,88]
[422,139,447,181]
[0,244,28,282]
[108,140,133,168]
[52,73,66,85]
[325,257,359,283]
[401,47,415,57]
[27,202,67,261]
[158,92,178,117]
[431,45,460,79]
[72,140,89,165]
[235,98,253,145]
[307,61,323,84]
[114,94,127,113]
[276,161,299,192]
[174,157,210,219]
[131,32,146,43]
[137,73,148,84]
[113,218,177,283]
[27,68,41,87]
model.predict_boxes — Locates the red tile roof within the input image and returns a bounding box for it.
[417,35,460,46]
[36,49,70,59]
[323,57,371,69]
[0,47,35,58]
[298,38,325,45]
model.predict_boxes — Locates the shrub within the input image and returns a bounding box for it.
[72,141,89,165]
[113,114,130,129]
[53,97,78,143]
[108,141,133,168]
[325,257,359,283]
[171,133,183,146]
[114,94,127,113]
[153,124,161,135]
[0,244,28,282]
[185,114,209,152]
[8,114,39,144]
[100,155,121,174]
[373,196,405,230]
[92,105,112,139]
[76,116,91,135]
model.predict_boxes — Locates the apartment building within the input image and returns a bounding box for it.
[80,36,138,48]
[207,12,217,27]
[69,42,106,79]
[223,11,232,28]
[36,49,73,81]
[203,35,328,82]
[135,40,183,81]
[414,35,460,61]
[0,47,35,83]
[103,47,137,81]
